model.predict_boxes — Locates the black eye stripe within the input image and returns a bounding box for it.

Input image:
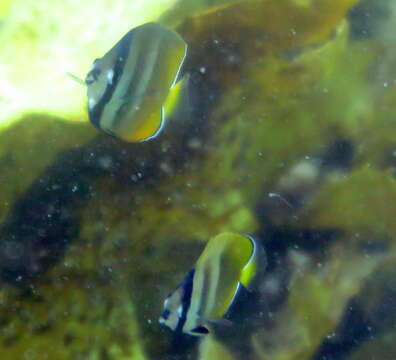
[85,68,101,85]
[176,269,195,333]
[88,31,133,128]
[161,308,170,320]
[91,68,101,80]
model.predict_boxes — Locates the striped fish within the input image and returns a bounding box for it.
[86,22,187,142]
[159,232,259,336]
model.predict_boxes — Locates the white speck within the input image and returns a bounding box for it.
[98,156,113,169]
[88,97,96,110]
[107,69,114,84]
[131,172,143,182]
[383,82,389,88]
[199,67,206,74]
[187,138,202,149]
[160,162,173,174]
[71,185,78,192]
[227,54,238,64]
[147,319,152,324]
[326,332,336,339]
[177,306,183,317]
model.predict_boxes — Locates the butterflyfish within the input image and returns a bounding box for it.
[159,232,259,336]
[85,22,188,142]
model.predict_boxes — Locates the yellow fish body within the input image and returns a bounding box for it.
[86,22,187,142]
[159,232,260,336]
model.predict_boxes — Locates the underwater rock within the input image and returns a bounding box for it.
[251,242,385,360]
[0,115,95,224]
[0,115,95,282]
[300,167,396,242]
[312,255,396,360]
[0,275,147,359]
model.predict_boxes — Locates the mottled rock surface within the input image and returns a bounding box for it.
[1,0,396,359]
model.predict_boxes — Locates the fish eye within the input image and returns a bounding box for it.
[161,308,171,320]
[85,68,101,85]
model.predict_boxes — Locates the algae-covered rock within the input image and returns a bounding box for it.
[199,335,236,360]
[251,244,386,360]
[0,272,147,359]
[1,0,396,359]
[300,167,396,241]
[322,256,396,360]
[0,115,95,224]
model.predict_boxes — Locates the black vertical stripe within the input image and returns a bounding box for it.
[176,268,195,333]
[89,31,134,128]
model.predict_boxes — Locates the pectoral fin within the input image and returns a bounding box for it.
[190,325,210,335]
[163,76,189,118]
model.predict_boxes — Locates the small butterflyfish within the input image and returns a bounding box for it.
[85,22,188,142]
[159,232,260,336]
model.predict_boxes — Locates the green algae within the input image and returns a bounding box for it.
[0,0,396,359]
[252,243,386,360]
[0,115,95,224]
[187,18,368,209]
[199,335,235,360]
[159,0,238,27]
[301,166,396,240]
[0,276,146,359]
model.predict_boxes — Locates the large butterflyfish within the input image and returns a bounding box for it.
[85,22,188,142]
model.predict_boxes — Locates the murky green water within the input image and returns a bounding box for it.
[0,0,395,359]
